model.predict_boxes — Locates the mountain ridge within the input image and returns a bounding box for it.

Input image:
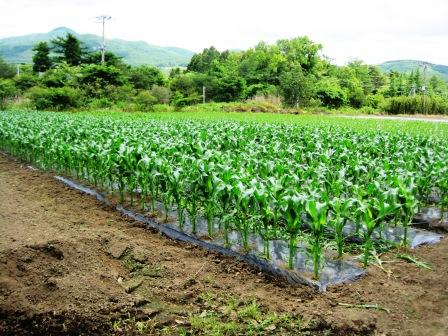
[0,27,194,67]
[378,60,448,82]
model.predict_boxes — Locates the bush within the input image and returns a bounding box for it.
[14,74,38,92]
[171,91,202,108]
[0,79,17,109]
[83,83,134,102]
[27,86,83,110]
[152,104,174,113]
[0,58,16,79]
[88,97,114,109]
[224,101,281,113]
[150,85,171,104]
[134,91,158,111]
[382,95,448,115]
[40,63,80,88]
[364,94,385,109]
[113,101,139,112]
[80,64,126,87]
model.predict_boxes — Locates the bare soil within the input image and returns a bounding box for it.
[1,153,447,335]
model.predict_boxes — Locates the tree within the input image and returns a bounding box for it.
[83,51,127,69]
[187,46,221,73]
[428,75,448,97]
[169,67,182,79]
[279,64,314,107]
[368,65,386,93]
[0,57,16,79]
[408,69,423,94]
[80,64,125,87]
[384,71,408,97]
[169,72,207,106]
[346,60,374,95]
[315,77,347,108]
[51,33,84,66]
[207,55,247,102]
[239,42,285,89]
[277,37,322,75]
[128,65,165,90]
[32,42,52,73]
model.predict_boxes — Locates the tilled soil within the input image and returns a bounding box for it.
[1,153,447,335]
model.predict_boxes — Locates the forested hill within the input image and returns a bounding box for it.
[0,27,194,67]
[379,60,448,82]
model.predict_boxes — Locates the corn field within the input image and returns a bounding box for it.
[0,111,447,279]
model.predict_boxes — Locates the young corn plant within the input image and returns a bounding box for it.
[203,170,220,238]
[395,176,419,247]
[359,197,394,267]
[168,168,185,229]
[254,185,274,260]
[305,199,329,279]
[282,193,304,269]
[233,182,255,251]
[329,197,353,259]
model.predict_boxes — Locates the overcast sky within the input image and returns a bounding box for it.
[1,0,447,65]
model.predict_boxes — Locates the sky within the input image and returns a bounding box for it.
[0,0,447,65]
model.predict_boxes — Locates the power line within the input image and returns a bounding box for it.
[96,15,112,63]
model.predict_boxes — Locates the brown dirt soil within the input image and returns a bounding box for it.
[1,152,448,336]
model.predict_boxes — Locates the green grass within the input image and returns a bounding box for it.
[110,295,304,336]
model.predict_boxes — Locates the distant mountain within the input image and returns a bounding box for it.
[379,60,448,82]
[0,27,195,67]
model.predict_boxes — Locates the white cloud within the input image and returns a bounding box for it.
[0,0,447,64]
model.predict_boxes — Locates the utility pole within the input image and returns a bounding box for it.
[409,84,416,96]
[16,64,20,77]
[202,86,206,104]
[419,62,429,114]
[96,15,112,63]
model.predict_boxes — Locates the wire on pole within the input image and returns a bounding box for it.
[96,15,112,63]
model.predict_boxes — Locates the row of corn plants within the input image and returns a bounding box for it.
[0,111,447,279]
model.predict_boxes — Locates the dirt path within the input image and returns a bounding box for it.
[1,153,447,335]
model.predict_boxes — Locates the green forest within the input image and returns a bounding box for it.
[1,33,448,114]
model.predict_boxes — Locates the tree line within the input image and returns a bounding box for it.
[0,33,447,114]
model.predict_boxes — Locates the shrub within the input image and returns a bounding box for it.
[150,85,171,104]
[14,74,38,92]
[134,91,158,111]
[364,94,385,109]
[27,86,83,110]
[39,63,80,88]
[383,96,448,115]
[152,104,174,113]
[171,91,202,108]
[0,79,16,109]
[113,101,139,112]
[83,83,134,102]
[88,97,114,109]
[80,64,126,87]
